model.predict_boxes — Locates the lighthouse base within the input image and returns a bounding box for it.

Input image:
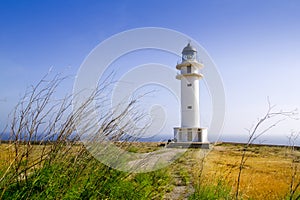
[166,142,209,149]
[173,127,208,143]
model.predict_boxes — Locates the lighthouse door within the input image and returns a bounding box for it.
[197,130,202,142]
[187,131,192,141]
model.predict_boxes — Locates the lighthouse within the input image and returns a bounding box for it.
[173,43,208,144]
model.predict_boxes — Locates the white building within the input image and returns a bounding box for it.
[173,43,208,143]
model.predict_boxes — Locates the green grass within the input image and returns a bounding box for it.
[189,179,232,200]
[0,145,172,200]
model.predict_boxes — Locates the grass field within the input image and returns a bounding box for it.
[200,144,300,199]
[0,142,299,199]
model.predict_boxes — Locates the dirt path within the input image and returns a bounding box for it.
[164,149,210,200]
[164,170,194,200]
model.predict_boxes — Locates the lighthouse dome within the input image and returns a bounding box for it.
[182,43,197,53]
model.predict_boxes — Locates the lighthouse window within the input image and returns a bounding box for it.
[187,83,192,87]
[187,106,192,109]
[187,66,191,73]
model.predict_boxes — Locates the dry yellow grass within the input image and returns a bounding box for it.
[197,144,300,199]
[0,142,84,175]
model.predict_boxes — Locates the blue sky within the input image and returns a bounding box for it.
[1,0,300,145]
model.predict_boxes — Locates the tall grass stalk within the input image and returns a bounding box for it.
[235,99,297,199]
[0,73,170,199]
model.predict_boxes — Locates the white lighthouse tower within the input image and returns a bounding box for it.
[173,43,208,144]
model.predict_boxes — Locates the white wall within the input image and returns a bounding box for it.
[180,75,200,127]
